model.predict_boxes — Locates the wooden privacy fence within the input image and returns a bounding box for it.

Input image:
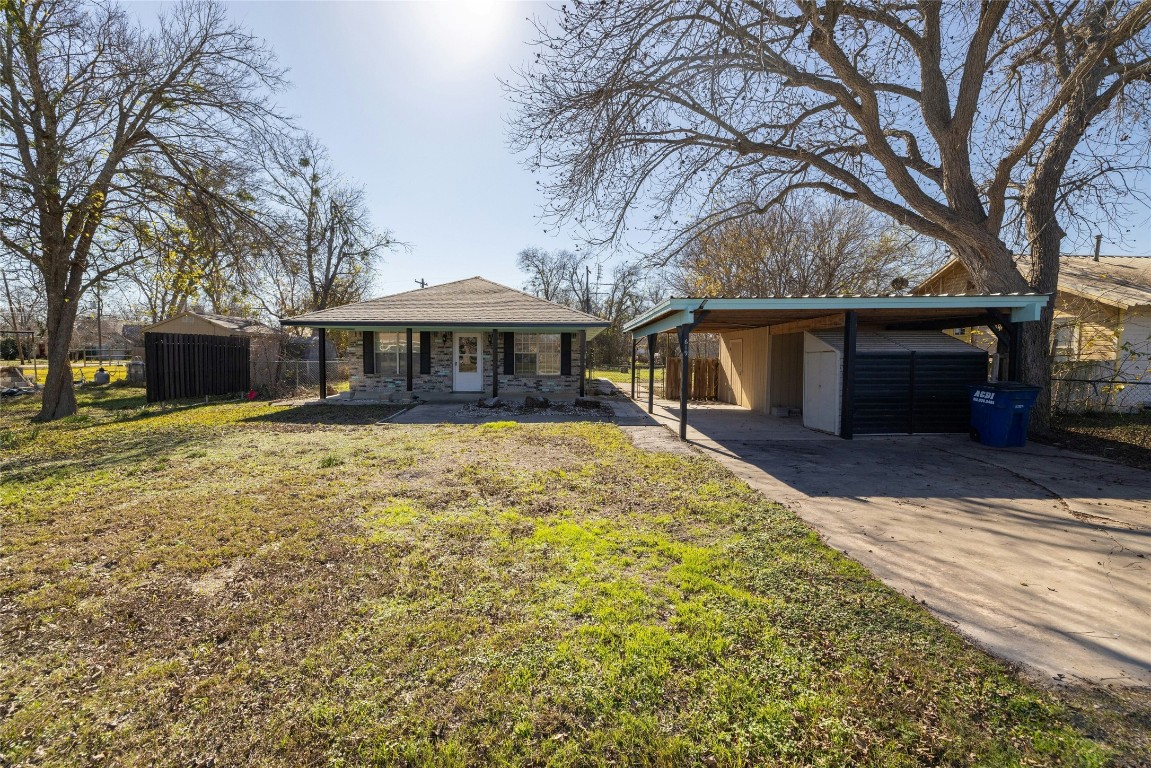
[144,332,250,403]
[665,357,719,401]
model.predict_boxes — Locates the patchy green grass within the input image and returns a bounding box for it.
[0,388,1138,766]
[1,360,131,386]
[592,367,665,385]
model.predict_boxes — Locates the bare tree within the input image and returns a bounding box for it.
[671,198,943,297]
[257,133,397,319]
[509,1,1151,426]
[517,249,660,366]
[0,0,285,420]
[516,246,581,304]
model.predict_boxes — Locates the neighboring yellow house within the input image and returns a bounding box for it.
[914,255,1151,411]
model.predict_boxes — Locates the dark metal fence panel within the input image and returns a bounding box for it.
[853,352,987,434]
[144,332,251,403]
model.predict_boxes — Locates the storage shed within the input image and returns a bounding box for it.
[140,312,280,395]
[802,330,989,435]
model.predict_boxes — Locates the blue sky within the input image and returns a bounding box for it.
[214,1,1149,298]
[223,0,570,295]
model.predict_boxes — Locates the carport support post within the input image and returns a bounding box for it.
[318,328,327,402]
[839,310,857,440]
[677,324,691,441]
[1008,322,1022,382]
[630,338,637,399]
[646,334,656,414]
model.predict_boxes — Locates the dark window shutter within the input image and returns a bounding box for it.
[419,332,431,374]
[561,333,573,376]
[362,331,376,375]
[503,332,514,375]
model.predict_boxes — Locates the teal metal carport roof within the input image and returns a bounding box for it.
[623,294,1050,337]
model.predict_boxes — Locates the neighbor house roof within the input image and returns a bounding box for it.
[143,311,278,336]
[1055,256,1151,309]
[914,255,1151,310]
[623,294,1050,337]
[280,277,610,332]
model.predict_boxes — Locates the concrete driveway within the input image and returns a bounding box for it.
[641,401,1151,686]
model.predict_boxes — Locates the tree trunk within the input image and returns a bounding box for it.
[36,288,80,421]
[1020,313,1054,432]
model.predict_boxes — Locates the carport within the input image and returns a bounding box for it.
[622,294,1051,439]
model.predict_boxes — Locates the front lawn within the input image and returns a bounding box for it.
[0,388,1132,765]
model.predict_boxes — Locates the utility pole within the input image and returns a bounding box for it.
[1093,234,1102,263]
[415,278,427,289]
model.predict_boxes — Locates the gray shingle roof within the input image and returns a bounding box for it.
[281,277,609,328]
[1054,256,1151,309]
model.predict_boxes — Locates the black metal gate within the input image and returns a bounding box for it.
[144,332,250,403]
[852,352,988,434]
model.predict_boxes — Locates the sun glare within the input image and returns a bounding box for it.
[413,0,516,67]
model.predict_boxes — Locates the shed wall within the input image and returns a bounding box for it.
[769,332,804,410]
[718,328,770,412]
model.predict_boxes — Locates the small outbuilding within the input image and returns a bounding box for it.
[280,277,609,401]
[141,312,281,400]
[801,330,989,435]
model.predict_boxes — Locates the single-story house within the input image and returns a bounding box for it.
[280,277,609,400]
[914,255,1151,411]
[140,311,281,389]
[623,293,1051,439]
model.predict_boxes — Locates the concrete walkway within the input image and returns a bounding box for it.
[634,398,1151,687]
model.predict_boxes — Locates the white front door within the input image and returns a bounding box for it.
[453,332,482,391]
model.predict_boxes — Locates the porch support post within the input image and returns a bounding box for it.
[318,327,327,402]
[406,328,414,392]
[492,329,499,397]
[840,310,857,439]
[647,333,656,413]
[630,338,637,399]
[579,330,587,397]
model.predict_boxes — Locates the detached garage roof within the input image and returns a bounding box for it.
[623,294,1051,337]
[281,277,609,334]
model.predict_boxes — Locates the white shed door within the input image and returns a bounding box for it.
[803,351,839,434]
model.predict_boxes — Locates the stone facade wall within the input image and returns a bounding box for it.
[346,331,584,399]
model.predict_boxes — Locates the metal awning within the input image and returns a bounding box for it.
[623,294,1050,337]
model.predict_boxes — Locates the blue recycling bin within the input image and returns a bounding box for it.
[969,382,1041,447]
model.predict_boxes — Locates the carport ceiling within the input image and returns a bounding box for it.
[623,295,1051,337]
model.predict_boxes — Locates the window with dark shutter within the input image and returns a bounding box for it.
[420,332,431,374]
[561,333,572,376]
[362,331,376,375]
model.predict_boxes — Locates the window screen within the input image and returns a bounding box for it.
[374,332,420,375]
[514,334,561,376]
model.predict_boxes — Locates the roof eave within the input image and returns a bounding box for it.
[622,294,1052,336]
